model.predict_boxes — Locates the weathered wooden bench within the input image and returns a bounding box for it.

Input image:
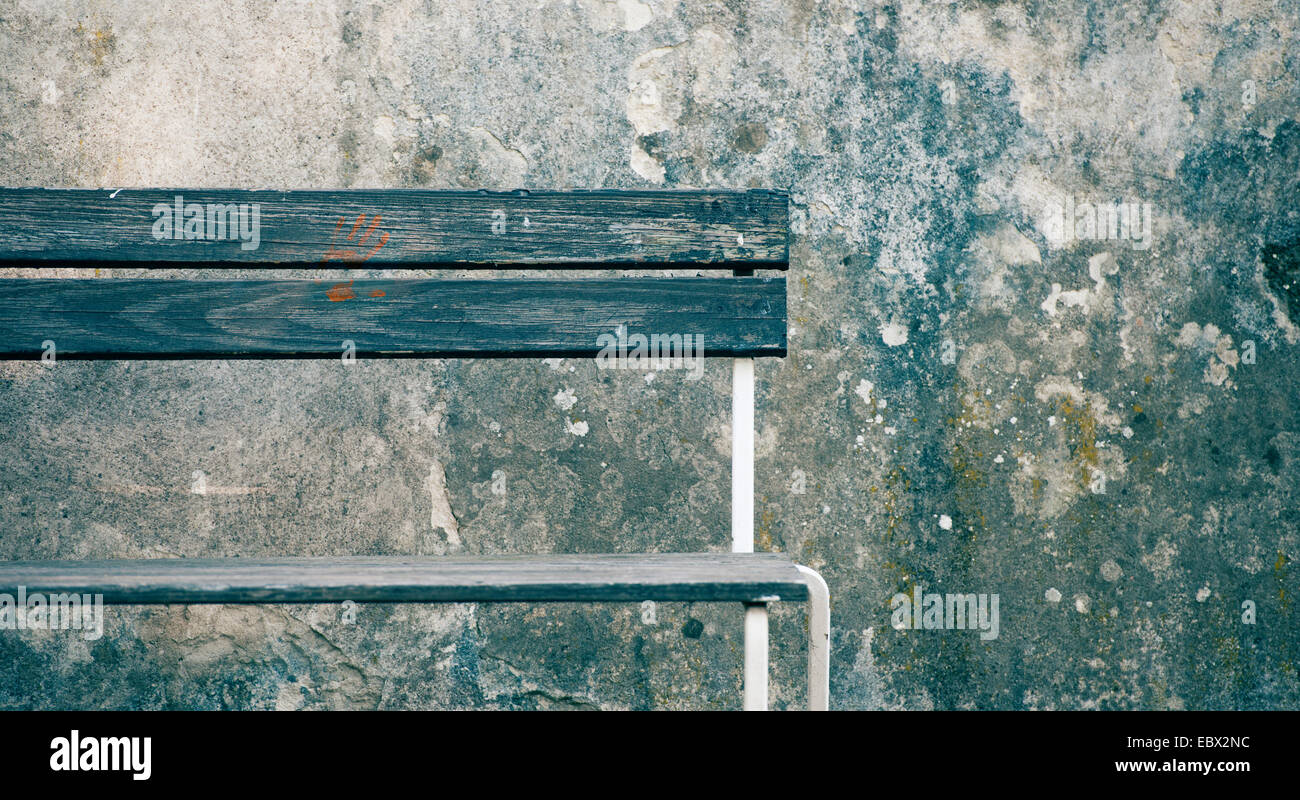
[0,188,828,710]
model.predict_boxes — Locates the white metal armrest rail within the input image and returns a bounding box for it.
[0,553,829,710]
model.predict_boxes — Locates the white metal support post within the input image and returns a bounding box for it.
[731,357,755,555]
[743,600,768,709]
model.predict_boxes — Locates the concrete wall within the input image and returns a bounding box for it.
[0,0,1296,709]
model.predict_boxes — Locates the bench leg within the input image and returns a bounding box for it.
[796,565,830,711]
[743,602,768,710]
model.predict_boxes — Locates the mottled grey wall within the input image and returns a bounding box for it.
[1,0,1297,709]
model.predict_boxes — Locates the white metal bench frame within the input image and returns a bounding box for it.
[734,358,830,710]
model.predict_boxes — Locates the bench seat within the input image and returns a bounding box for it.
[0,553,810,606]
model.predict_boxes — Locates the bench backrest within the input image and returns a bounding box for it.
[0,188,787,360]
[0,186,787,560]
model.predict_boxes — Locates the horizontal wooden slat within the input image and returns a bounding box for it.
[0,554,809,604]
[0,277,784,358]
[0,188,788,268]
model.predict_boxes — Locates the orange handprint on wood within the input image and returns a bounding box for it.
[322,213,390,263]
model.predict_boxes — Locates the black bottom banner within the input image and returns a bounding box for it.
[2,709,1291,788]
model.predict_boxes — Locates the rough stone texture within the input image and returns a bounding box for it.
[1,0,1297,710]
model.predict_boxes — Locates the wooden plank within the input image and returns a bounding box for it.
[0,188,788,268]
[0,277,784,358]
[0,553,809,604]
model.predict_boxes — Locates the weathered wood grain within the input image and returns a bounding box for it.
[0,553,809,604]
[0,277,784,358]
[0,188,788,268]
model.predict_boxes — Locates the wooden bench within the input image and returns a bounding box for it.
[0,187,828,710]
